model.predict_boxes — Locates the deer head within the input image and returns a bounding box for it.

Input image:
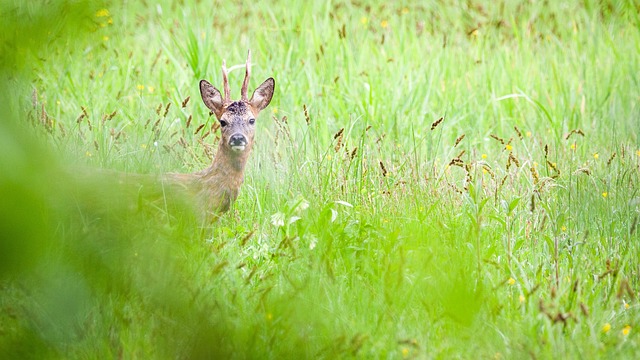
[199,50,275,156]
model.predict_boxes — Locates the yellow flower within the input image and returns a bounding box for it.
[327,155,332,161]
[519,295,525,303]
[103,36,109,42]
[381,20,389,28]
[570,143,576,150]
[602,192,608,198]
[360,17,368,25]
[561,226,567,232]
[136,84,145,91]
[593,152,599,159]
[141,144,147,149]
[107,18,113,25]
[623,325,631,336]
[481,154,487,159]
[526,131,532,138]
[96,9,110,17]
[624,302,630,309]
[85,151,92,157]
[401,348,409,358]
[147,86,155,93]
[636,149,640,157]
[602,323,611,333]
[508,277,516,285]
[272,107,278,114]
[505,144,513,151]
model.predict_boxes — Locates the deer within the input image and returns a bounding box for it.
[164,50,275,218]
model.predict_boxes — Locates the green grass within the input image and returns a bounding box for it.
[1,0,640,358]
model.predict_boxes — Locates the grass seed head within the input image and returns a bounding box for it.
[430,116,443,130]
[514,126,523,139]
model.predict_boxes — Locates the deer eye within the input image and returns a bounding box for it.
[248,118,255,125]
[219,120,228,127]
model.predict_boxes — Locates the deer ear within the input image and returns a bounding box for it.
[199,80,225,119]
[249,77,275,113]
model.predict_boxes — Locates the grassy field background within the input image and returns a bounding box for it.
[1,0,640,358]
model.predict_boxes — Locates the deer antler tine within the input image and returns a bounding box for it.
[240,49,251,102]
[221,59,231,104]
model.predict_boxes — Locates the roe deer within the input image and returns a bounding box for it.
[165,50,274,217]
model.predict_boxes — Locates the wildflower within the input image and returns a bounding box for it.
[107,18,113,25]
[137,84,145,91]
[505,144,513,151]
[271,212,285,227]
[561,226,567,232]
[360,17,368,25]
[327,155,332,161]
[508,277,516,285]
[519,295,525,303]
[85,151,92,157]
[636,149,640,157]
[593,153,599,159]
[570,143,576,150]
[624,302,630,310]
[623,325,631,336]
[147,86,155,93]
[526,131,532,137]
[602,323,611,333]
[481,154,487,159]
[401,348,409,358]
[602,192,608,198]
[141,144,147,149]
[381,20,389,28]
[271,106,278,114]
[95,9,110,17]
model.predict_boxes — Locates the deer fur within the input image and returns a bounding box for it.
[165,50,274,217]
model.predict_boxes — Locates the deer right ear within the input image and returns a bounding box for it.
[199,80,225,119]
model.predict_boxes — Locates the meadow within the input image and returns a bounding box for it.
[1,0,639,358]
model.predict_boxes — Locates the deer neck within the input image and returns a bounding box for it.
[202,143,252,187]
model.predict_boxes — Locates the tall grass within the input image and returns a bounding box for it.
[1,0,640,358]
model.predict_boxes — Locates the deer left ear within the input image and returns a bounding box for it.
[249,78,275,113]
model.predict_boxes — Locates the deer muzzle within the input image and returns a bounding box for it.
[229,133,248,152]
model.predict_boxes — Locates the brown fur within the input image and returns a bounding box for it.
[165,51,274,218]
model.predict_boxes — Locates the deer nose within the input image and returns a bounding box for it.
[229,134,248,149]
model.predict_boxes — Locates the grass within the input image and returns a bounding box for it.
[1,0,640,358]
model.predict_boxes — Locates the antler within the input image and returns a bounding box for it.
[240,50,251,102]
[220,50,251,104]
[221,59,231,104]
